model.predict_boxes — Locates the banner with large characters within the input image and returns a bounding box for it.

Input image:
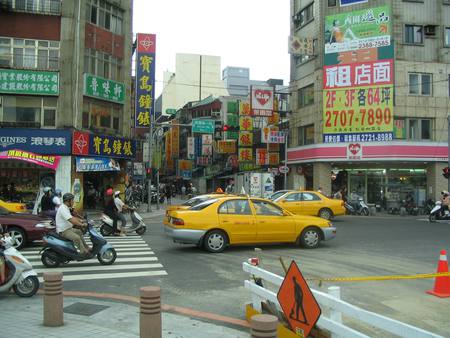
[323,6,393,143]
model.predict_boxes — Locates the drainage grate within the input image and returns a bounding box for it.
[63,302,110,316]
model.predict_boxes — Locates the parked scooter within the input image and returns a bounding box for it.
[40,221,117,268]
[100,208,147,236]
[429,201,450,222]
[346,197,370,216]
[0,232,39,297]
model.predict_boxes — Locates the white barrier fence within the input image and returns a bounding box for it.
[243,262,444,338]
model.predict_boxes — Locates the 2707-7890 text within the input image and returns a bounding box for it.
[324,107,392,128]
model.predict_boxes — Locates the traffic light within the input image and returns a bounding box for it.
[146,167,152,179]
[223,125,229,132]
[443,167,449,179]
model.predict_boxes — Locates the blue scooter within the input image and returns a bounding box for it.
[40,221,117,268]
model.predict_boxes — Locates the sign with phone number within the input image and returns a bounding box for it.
[323,84,393,141]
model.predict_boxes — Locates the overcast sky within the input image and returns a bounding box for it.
[132,0,290,96]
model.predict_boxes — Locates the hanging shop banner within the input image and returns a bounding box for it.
[251,85,274,117]
[0,149,60,170]
[89,134,135,159]
[0,128,71,154]
[322,60,394,143]
[178,160,193,179]
[165,131,172,166]
[394,119,406,139]
[84,73,125,104]
[324,6,391,55]
[217,140,236,154]
[239,101,251,116]
[288,36,314,55]
[76,157,121,172]
[261,126,280,143]
[171,122,180,158]
[202,134,213,145]
[239,132,253,147]
[238,148,253,163]
[269,152,280,166]
[135,33,156,127]
[197,156,212,166]
[239,116,253,131]
[201,144,212,156]
[227,113,239,128]
[268,112,279,126]
[187,137,195,159]
[0,69,59,95]
[256,148,269,166]
[192,119,215,134]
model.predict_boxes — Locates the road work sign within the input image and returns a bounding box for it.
[277,261,321,338]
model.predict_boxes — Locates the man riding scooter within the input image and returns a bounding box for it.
[103,188,123,237]
[56,193,92,257]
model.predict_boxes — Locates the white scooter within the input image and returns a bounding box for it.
[0,234,40,297]
[100,208,147,236]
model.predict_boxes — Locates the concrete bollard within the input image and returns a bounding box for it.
[140,286,161,338]
[43,272,63,327]
[250,314,278,338]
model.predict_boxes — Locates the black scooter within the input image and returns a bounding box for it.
[40,221,117,268]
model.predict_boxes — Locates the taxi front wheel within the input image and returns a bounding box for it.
[299,227,321,249]
[204,230,228,253]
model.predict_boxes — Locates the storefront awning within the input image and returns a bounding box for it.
[76,157,121,172]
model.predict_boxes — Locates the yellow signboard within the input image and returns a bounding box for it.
[238,148,253,162]
[217,140,236,154]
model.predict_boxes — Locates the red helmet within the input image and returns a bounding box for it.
[106,188,113,196]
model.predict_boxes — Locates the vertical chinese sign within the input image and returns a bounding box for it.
[323,6,393,143]
[135,33,156,128]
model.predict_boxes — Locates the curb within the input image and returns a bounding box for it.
[36,289,250,329]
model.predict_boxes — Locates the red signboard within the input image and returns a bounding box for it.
[136,33,156,53]
[72,131,90,155]
[277,261,321,337]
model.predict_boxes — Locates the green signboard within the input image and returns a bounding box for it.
[324,6,391,55]
[0,69,59,95]
[192,119,215,134]
[84,73,125,104]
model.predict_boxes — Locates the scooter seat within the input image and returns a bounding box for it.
[47,231,72,242]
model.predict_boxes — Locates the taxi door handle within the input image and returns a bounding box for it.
[222,220,229,223]
[233,222,249,225]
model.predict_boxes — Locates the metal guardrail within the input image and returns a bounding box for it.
[243,262,444,338]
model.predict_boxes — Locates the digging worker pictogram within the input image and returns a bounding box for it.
[289,276,308,324]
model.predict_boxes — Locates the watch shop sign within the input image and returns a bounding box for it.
[0,128,71,155]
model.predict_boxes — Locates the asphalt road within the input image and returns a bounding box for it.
[23,214,450,336]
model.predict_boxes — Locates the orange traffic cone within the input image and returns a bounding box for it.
[426,250,450,298]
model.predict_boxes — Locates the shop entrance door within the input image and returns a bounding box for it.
[367,171,384,204]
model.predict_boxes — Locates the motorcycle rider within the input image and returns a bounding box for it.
[56,193,91,257]
[41,187,57,218]
[104,188,121,236]
[114,191,128,237]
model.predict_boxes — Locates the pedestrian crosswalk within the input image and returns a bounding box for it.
[20,234,168,283]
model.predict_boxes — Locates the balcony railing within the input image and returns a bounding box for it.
[0,53,59,71]
[0,0,61,16]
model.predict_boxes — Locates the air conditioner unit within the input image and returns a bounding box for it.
[424,25,436,36]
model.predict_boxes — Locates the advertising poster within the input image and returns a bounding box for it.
[239,132,253,147]
[323,6,393,143]
[238,148,253,163]
[251,85,274,117]
[135,33,156,128]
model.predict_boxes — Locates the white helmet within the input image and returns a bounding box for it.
[43,187,52,193]
[114,191,121,197]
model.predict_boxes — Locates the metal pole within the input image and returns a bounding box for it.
[284,131,288,190]
[448,116,450,193]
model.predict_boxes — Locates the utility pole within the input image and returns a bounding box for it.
[284,131,289,190]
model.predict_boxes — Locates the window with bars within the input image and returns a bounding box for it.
[86,0,124,35]
[0,37,59,70]
[4,0,61,15]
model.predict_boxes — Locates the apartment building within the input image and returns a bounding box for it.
[288,0,450,208]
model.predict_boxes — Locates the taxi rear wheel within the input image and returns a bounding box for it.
[203,230,228,253]
[299,227,321,249]
[318,208,333,220]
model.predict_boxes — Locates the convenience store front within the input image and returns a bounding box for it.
[287,141,448,207]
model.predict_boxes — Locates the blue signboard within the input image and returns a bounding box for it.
[89,134,136,160]
[76,157,121,172]
[340,0,368,6]
[0,128,71,154]
[135,33,156,128]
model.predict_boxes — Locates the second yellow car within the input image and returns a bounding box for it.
[0,199,27,213]
[273,190,345,220]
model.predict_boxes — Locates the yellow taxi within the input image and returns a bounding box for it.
[163,193,231,225]
[273,190,345,220]
[0,199,27,213]
[164,196,336,253]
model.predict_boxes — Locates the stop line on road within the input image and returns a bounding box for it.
[20,234,168,282]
